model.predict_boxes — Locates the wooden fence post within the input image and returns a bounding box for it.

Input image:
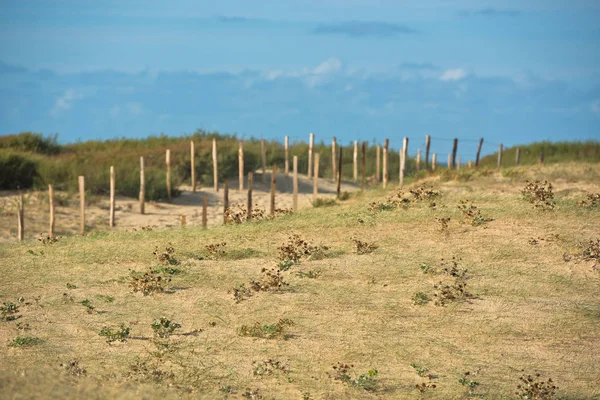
[467,160,472,169]
[109,166,115,227]
[331,137,337,182]
[139,157,145,214]
[516,148,521,166]
[79,175,85,234]
[353,140,358,182]
[270,164,276,216]
[48,184,55,238]
[337,146,343,197]
[432,153,437,171]
[293,156,298,212]
[313,154,320,202]
[202,196,207,228]
[361,142,366,191]
[416,149,421,172]
[425,135,431,171]
[383,139,389,189]
[497,144,503,169]
[260,139,267,184]
[223,181,229,224]
[447,154,452,170]
[308,133,314,178]
[475,138,484,167]
[376,145,381,183]
[457,157,461,171]
[213,138,219,191]
[400,137,408,185]
[181,215,186,227]
[190,141,196,192]
[17,194,24,241]
[166,149,171,202]
[452,138,458,169]
[247,172,253,221]
[284,136,289,175]
[239,141,244,191]
[400,149,404,184]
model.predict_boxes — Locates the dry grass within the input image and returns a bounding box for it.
[0,163,599,399]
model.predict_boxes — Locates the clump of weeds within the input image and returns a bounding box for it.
[412,292,430,306]
[237,318,295,340]
[153,243,179,265]
[252,359,290,377]
[60,360,87,377]
[458,370,481,395]
[9,336,43,347]
[312,197,337,207]
[436,217,451,236]
[329,363,379,392]
[232,284,253,303]
[352,237,378,255]
[80,299,95,314]
[433,257,473,306]
[577,192,600,208]
[231,267,290,303]
[295,270,320,279]
[99,323,131,344]
[129,267,172,295]
[515,371,558,400]
[410,363,431,378]
[241,388,262,399]
[409,185,442,207]
[564,239,600,271]
[38,235,60,245]
[151,317,182,339]
[1,301,20,321]
[276,234,329,270]
[66,283,78,289]
[204,242,227,259]
[457,200,493,227]
[521,180,555,210]
[125,358,175,384]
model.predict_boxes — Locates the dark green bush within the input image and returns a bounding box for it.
[0,151,39,190]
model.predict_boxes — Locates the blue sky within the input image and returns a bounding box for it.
[1,0,599,158]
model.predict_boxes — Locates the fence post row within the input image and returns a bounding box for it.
[337,146,343,197]
[516,148,521,166]
[49,184,55,238]
[447,154,452,170]
[432,153,437,171]
[79,175,85,234]
[416,149,421,172]
[361,142,366,191]
[223,181,229,224]
[497,144,503,169]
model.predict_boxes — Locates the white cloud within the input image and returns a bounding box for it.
[591,100,600,116]
[312,57,342,75]
[50,88,83,117]
[440,68,467,82]
[126,102,144,116]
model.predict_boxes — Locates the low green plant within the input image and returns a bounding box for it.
[329,363,379,392]
[410,363,430,377]
[312,197,337,207]
[458,370,480,393]
[96,295,115,303]
[249,268,289,292]
[80,299,95,314]
[99,323,131,343]
[66,283,78,289]
[515,371,558,400]
[1,301,20,321]
[9,336,43,347]
[153,243,179,265]
[151,317,182,339]
[237,318,295,340]
[412,292,430,306]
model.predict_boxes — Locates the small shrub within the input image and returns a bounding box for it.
[252,359,290,377]
[436,217,451,236]
[419,263,436,274]
[126,358,175,384]
[231,284,253,303]
[577,192,600,208]
[410,363,430,378]
[312,197,337,207]
[60,360,87,377]
[204,242,227,259]
[129,268,172,296]
[338,191,351,201]
[38,235,60,245]
[521,180,555,210]
[564,239,600,270]
[412,292,430,306]
[352,238,378,255]
[457,200,493,226]
[433,280,472,306]
[277,234,328,267]
[151,317,182,339]
[9,336,43,347]
[329,363,379,392]
[99,324,131,343]
[66,283,78,289]
[249,268,289,292]
[80,299,95,314]
[458,370,480,393]
[410,185,442,203]
[153,243,179,265]
[1,302,20,321]
[237,318,295,340]
[515,371,558,400]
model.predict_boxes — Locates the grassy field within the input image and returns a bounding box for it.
[0,163,599,399]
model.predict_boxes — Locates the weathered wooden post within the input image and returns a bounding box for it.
[260,139,267,184]
[432,153,437,171]
[166,149,171,202]
[293,156,298,212]
[447,154,452,170]
[247,172,253,221]
[353,140,358,182]
[48,184,55,237]
[425,135,431,171]
[238,141,244,191]
[109,166,115,227]
[383,139,389,189]
[400,137,408,185]
[284,136,289,175]
[308,133,314,178]
[361,142,366,191]
[452,138,458,169]
[223,180,229,224]
[475,138,484,167]
[17,194,24,241]
[416,149,421,172]
[190,141,196,192]
[331,137,337,182]
[202,196,207,228]
[79,175,85,234]
[270,164,276,216]
[467,160,472,169]
[376,145,381,183]
[139,157,145,215]
[497,144,503,169]
[213,138,219,191]
[516,148,521,166]
[313,154,320,203]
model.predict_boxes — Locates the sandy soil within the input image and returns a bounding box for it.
[0,171,360,242]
